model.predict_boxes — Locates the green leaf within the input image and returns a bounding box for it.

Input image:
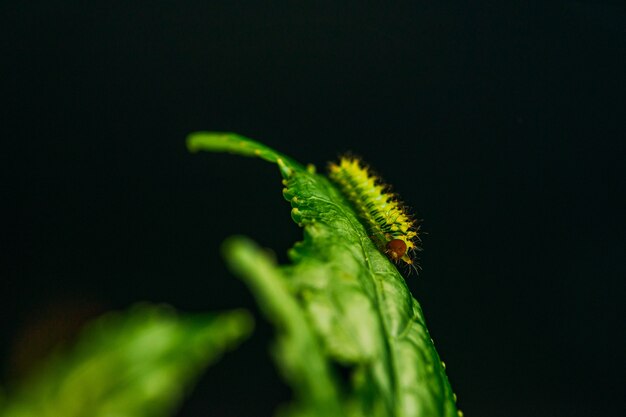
[0,304,253,417]
[188,132,460,417]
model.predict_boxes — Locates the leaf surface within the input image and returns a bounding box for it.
[0,305,252,417]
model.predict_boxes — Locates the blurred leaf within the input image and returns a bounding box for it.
[189,132,459,417]
[0,304,252,417]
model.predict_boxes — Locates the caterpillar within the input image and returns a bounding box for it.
[328,156,420,271]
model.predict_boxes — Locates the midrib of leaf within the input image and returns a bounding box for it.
[188,132,459,417]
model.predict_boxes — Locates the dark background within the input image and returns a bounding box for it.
[1,2,624,416]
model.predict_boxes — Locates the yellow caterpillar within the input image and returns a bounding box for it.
[328,156,420,270]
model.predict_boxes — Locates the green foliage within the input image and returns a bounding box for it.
[0,305,252,417]
[189,132,459,417]
[1,133,459,417]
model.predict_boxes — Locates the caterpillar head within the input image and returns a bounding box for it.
[386,239,407,262]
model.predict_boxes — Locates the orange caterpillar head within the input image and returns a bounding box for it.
[385,239,407,262]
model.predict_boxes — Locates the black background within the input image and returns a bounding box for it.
[1,2,624,416]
